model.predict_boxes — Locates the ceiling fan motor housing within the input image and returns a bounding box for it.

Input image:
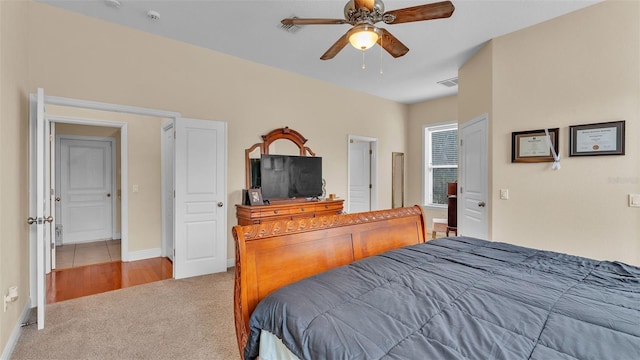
[344,0,392,25]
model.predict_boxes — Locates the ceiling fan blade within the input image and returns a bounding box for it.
[384,1,455,24]
[320,33,350,60]
[377,28,409,58]
[281,18,347,25]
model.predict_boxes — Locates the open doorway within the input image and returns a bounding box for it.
[45,104,172,269]
[54,128,120,269]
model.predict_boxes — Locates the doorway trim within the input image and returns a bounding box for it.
[347,135,378,213]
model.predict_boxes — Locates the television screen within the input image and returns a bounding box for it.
[260,155,322,200]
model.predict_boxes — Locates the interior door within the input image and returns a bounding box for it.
[459,114,489,239]
[349,140,371,213]
[162,122,175,262]
[30,88,52,330]
[49,123,56,271]
[60,138,113,244]
[174,118,227,279]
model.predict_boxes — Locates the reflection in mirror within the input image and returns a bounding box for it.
[392,152,404,208]
[268,140,300,156]
[248,147,261,189]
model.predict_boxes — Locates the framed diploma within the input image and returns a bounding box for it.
[511,128,559,163]
[569,120,625,156]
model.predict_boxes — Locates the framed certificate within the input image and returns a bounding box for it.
[511,128,559,163]
[569,121,625,156]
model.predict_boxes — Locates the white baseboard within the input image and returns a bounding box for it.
[126,248,161,262]
[113,233,121,239]
[227,258,234,268]
[1,299,32,360]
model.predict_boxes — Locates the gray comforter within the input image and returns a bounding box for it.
[245,237,640,359]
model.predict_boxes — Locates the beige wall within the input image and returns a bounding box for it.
[408,1,639,265]
[0,0,30,354]
[25,1,408,262]
[2,0,638,355]
[489,0,639,264]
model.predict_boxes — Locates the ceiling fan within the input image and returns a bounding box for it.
[281,0,455,60]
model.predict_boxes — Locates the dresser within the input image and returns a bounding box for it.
[236,199,344,226]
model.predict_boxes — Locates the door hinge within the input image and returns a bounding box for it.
[51,242,55,250]
[49,134,53,142]
[50,188,54,196]
[460,139,463,146]
[173,190,175,198]
[369,184,372,189]
[174,131,176,139]
[369,149,372,155]
[460,187,464,194]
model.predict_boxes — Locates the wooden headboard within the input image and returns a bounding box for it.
[232,206,428,357]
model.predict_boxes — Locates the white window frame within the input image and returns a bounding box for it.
[422,121,458,208]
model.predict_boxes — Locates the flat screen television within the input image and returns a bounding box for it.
[260,154,322,201]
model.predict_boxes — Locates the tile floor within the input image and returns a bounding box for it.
[55,239,121,269]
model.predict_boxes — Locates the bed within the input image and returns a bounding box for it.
[232,206,640,359]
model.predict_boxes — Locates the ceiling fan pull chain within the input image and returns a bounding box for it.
[362,50,366,70]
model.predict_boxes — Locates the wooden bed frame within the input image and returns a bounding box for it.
[232,205,428,357]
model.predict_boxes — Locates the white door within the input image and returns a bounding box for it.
[59,137,114,244]
[174,118,227,279]
[29,88,52,330]
[49,123,56,271]
[349,140,372,213]
[162,122,175,262]
[459,114,489,239]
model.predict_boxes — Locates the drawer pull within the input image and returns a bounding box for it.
[274,210,279,214]
[325,205,329,209]
[301,208,305,211]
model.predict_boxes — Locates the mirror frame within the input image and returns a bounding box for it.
[245,127,316,189]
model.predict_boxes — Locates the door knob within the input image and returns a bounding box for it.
[217,202,224,207]
[44,216,54,223]
[55,197,61,202]
[106,193,111,197]
[27,217,37,225]
[478,201,486,207]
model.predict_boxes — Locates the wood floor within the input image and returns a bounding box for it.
[46,257,173,304]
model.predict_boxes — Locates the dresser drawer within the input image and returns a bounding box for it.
[257,208,291,218]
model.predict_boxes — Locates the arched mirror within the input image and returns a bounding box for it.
[244,127,315,190]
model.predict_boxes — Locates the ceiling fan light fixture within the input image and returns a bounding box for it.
[347,24,380,51]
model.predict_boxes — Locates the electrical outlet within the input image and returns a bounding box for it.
[629,194,640,207]
[500,189,509,200]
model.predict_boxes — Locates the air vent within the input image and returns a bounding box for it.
[437,77,459,87]
[279,16,302,33]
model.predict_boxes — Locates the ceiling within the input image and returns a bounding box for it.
[36,0,601,104]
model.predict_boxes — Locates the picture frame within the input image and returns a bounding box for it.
[511,128,559,163]
[248,188,264,206]
[569,120,625,156]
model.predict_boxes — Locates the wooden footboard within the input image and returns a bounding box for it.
[232,206,428,357]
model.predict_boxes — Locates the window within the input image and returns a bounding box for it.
[424,123,458,206]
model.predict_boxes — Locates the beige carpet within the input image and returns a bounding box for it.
[11,269,239,360]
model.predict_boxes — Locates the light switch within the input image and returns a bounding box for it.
[133,184,139,193]
[500,189,509,200]
[629,194,640,207]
